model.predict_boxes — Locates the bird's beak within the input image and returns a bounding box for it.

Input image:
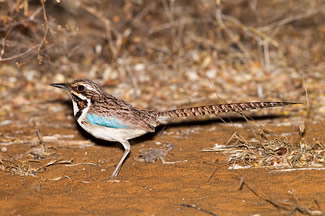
[50,83,72,91]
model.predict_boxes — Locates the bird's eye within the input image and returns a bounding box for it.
[77,85,85,91]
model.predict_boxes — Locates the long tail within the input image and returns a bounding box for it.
[155,101,300,122]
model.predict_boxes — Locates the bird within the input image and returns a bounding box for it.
[50,79,298,180]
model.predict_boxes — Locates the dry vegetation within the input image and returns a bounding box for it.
[1,1,324,108]
[0,0,325,215]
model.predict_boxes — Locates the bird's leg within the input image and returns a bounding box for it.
[109,140,130,180]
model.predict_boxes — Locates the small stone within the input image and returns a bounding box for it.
[53,73,65,82]
[1,147,7,153]
[11,96,28,106]
[134,63,145,71]
[206,68,217,79]
[0,120,12,126]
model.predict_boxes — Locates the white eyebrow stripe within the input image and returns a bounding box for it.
[84,84,99,93]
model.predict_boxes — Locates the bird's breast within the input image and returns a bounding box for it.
[78,119,148,142]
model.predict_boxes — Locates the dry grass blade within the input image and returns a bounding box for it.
[239,178,324,215]
[0,45,39,62]
[204,130,325,170]
[65,162,98,167]
[79,2,124,59]
[0,157,73,177]
[180,203,218,216]
[0,158,6,172]
[36,0,49,64]
[215,2,251,60]
[45,159,74,167]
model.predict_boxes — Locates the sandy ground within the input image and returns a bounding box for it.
[1,107,324,215]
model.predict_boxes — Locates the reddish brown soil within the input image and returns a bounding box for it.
[1,120,324,216]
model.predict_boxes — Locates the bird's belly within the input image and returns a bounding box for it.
[79,121,148,142]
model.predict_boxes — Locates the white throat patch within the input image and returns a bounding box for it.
[70,93,91,122]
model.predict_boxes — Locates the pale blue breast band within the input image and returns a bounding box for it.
[87,113,128,129]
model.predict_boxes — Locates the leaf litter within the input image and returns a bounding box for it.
[0,156,73,177]
[0,0,325,214]
[203,120,325,171]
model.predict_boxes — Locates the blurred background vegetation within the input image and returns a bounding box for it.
[0,0,324,116]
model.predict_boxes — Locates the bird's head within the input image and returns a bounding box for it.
[50,79,102,102]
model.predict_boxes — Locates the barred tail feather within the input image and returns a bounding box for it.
[156,102,300,122]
